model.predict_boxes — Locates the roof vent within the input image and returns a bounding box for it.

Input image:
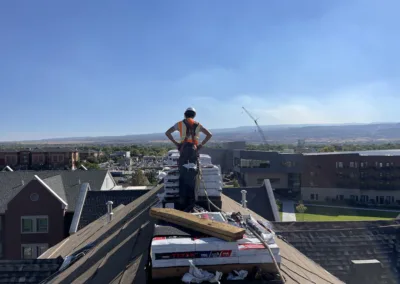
[241,190,247,208]
[349,259,382,284]
[21,180,25,186]
[78,178,81,185]
[106,201,114,222]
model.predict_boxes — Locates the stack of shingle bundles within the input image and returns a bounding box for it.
[164,169,180,199]
[150,210,280,276]
[197,165,222,198]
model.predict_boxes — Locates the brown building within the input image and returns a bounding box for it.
[0,170,115,259]
[79,149,101,161]
[0,148,79,170]
[301,150,400,204]
[0,150,19,167]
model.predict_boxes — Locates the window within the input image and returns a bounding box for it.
[52,155,58,163]
[350,162,354,168]
[21,216,48,233]
[58,155,64,162]
[336,162,343,168]
[379,163,383,168]
[360,162,364,168]
[315,194,319,201]
[21,244,48,259]
[310,194,315,200]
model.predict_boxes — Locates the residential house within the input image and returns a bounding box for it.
[0,170,116,260]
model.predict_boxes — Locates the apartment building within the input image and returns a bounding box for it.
[0,170,115,259]
[0,148,79,170]
[233,150,303,192]
[301,150,400,204]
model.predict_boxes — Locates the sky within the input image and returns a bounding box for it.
[0,0,400,141]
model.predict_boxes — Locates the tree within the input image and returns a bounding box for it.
[83,162,100,170]
[146,171,158,185]
[232,179,240,188]
[275,199,282,211]
[131,170,150,186]
[296,202,308,221]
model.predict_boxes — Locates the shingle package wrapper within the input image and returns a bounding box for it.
[151,212,281,268]
[163,165,222,198]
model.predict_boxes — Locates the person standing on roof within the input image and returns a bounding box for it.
[165,107,213,210]
[165,107,213,154]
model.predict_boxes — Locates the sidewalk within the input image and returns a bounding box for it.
[282,200,296,222]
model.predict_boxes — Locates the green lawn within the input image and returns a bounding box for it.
[295,206,400,221]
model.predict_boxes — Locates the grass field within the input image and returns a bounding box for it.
[295,205,400,221]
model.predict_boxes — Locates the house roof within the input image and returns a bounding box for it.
[40,188,343,284]
[30,147,78,153]
[0,257,63,283]
[0,170,110,213]
[273,220,400,284]
[77,189,150,230]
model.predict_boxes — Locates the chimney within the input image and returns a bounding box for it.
[241,190,247,208]
[106,201,114,222]
[348,259,382,284]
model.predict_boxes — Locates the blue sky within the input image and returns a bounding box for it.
[0,0,399,141]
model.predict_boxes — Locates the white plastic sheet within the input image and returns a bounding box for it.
[181,260,222,283]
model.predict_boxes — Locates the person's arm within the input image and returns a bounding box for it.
[199,126,212,147]
[165,126,180,147]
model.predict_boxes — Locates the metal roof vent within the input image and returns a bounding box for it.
[241,190,247,208]
[21,180,25,186]
[106,201,114,222]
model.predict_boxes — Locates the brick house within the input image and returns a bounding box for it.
[0,170,116,259]
[0,148,80,170]
[0,150,19,167]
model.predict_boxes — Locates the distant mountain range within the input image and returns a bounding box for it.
[7,123,400,145]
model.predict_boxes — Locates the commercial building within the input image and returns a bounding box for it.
[301,150,400,204]
[233,150,303,192]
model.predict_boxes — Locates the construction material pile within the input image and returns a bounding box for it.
[163,153,222,200]
[149,208,280,279]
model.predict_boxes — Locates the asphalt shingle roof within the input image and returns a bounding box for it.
[40,189,343,284]
[0,257,63,283]
[274,220,400,284]
[0,170,110,213]
[78,189,150,230]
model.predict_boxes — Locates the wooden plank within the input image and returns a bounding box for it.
[150,208,245,241]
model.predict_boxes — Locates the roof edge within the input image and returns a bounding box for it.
[69,183,91,235]
[34,175,68,208]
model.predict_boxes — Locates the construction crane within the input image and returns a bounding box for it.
[242,106,268,146]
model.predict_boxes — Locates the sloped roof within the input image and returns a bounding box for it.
[273,220,400,283]
[0,257,63,283]
[78,189,149,230]
[40,189,343,284]
[0,170,110,213]
[39,185,163,284]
